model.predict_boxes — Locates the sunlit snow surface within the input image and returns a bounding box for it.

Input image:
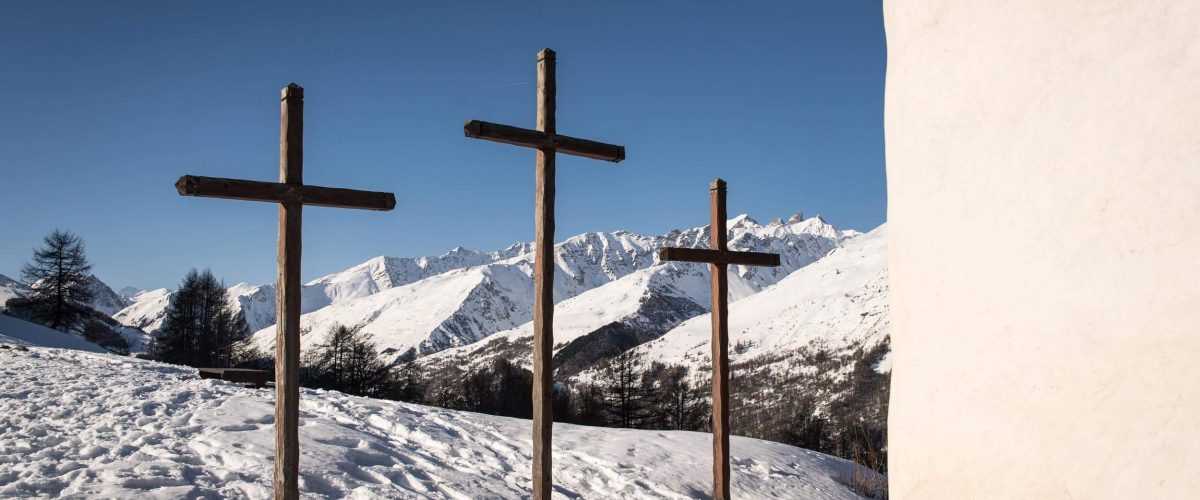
[0,346,875,499]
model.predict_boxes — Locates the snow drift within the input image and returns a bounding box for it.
[0,346,878,499]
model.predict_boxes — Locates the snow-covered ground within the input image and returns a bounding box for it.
[0,345,876,499]
[634,225,889,372]
[0,314,107,353]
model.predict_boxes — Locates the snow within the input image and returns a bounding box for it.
[246,214,850,363]
[112,288,173,333]
[632,225,888,374]
[84,275,133,316]
[0,346,877,499]
[0,314,107,353]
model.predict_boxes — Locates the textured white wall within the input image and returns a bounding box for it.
[884,1,1200,497]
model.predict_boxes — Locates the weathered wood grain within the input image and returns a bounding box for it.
[463,120,625,163]
[657,247,781,267]
[655,179,781,500]
[709,180,731,500]
[531,47,556,500]
[463,48,625,499]
[174,82,395,500]
[275,82,303,500]
[175,176,395,211]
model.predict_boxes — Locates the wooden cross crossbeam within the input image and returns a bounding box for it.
[463,120,625,162]
[658,248,780,267]
[174,83,394,500]
[463,48,625,500]
[657,178,780,500]
[176,175,395,210]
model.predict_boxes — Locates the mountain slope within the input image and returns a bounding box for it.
[0,345,877,499]
[250,214,850,364]
[416,225,888,399]
[633,224,889,374]
[112,245,537,335]
[0,314,109,353]
[84,275,132,316]
[0,274,26,312]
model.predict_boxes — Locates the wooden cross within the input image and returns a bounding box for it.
[658,179,780,500]
[463,48,624,499]
[174,83,395,500]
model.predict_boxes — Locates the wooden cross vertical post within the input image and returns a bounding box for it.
[463,49,625,499]
[174,83,396,500]
[658,179,780,500]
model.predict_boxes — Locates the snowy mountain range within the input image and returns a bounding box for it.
[0,273,132,317]
[414,225,889,398]
[244,213,851,364]
[112,243,538,335]
[0,274,23,311]
[108,212,853,367]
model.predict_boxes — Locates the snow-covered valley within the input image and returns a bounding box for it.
[0,343,877,499]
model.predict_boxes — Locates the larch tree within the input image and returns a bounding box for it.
[302,324,390,397]
[20,230,94,332]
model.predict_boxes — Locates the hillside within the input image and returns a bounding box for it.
[113,244,538,335]
[633,224,888,377]
[0,313,109,353]
[241,214,850,364]
[0,344,878,499]
[0,274,23,312]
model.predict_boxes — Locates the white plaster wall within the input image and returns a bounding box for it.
[884,1,1200,498]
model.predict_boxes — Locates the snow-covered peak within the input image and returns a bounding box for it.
[116,286,143,300]
[226,282,265,297]
[635,224,887,370]
[82,275,132,316]
[729,213,758,228]
[255,213,853,363]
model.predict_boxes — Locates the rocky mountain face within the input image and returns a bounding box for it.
[411,225,891,469]
[113,243,540,336]
[416,225,888,391]
[2,274,150,353]
[1,273,132,318]
[0,274,26,312]
[84,275,132,316]
[112,214,872,375]
[241,213,850,364]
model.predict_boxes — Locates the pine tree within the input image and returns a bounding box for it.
[19,230,93,332]
[154,269,249,367]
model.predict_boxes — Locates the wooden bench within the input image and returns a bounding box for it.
[198,368,272,388]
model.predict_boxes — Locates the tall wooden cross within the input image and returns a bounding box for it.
[174,83,396,500]
[658,179,780,500]
[463,48,625,499]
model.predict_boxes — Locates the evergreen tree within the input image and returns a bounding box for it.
[154,269,249,367]
[19,230,93,331]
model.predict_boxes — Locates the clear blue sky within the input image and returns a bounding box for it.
[0,1,885,291]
